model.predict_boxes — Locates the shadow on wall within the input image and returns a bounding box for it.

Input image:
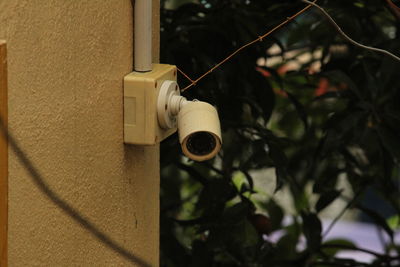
[0,118,152,267]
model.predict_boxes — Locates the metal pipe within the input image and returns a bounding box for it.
[134,0,152,72]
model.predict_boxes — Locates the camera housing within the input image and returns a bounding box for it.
[178,101,222,161]
[157,80,222,161]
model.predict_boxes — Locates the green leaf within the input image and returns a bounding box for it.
[274,233,300,261]
[239,219,260,247]
[271,219,302,260]
[265,200,284,232]
[197,179,236,218]
[321,239,357,257]
[286,91,309,130]
[387,215,400,231]
[267,141,288,192]
[313,169,341,194]
[252,71,275,122]
[222,201,251,223]
[274,167,288,193]
[316,190,341,213]
[301,213,322,252]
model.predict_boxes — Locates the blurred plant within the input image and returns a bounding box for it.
[159,0,400,266]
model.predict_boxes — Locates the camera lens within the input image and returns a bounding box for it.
[186,132,216,156]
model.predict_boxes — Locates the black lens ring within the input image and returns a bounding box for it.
[186,132,216,156]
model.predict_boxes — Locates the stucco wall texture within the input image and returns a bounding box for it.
[0,0,160,266]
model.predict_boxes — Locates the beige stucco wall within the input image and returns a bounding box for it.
[0,0,160,266]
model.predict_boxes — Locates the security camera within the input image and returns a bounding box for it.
[157,80,222,161]
[178,101,222,161]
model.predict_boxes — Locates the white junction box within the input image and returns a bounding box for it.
[124,64,178,145]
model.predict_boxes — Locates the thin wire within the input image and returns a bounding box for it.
[302,0,400,62]
[179,1,318,92]
[179,0,400,92]
[0,118,151,267]
[177,67,194,83]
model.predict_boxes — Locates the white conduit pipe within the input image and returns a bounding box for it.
[134,0,152,72]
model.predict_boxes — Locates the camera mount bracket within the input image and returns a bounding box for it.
[157,80,187,129]
[123,64,178,145]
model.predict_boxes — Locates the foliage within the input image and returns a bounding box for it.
[159,0,400,266]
